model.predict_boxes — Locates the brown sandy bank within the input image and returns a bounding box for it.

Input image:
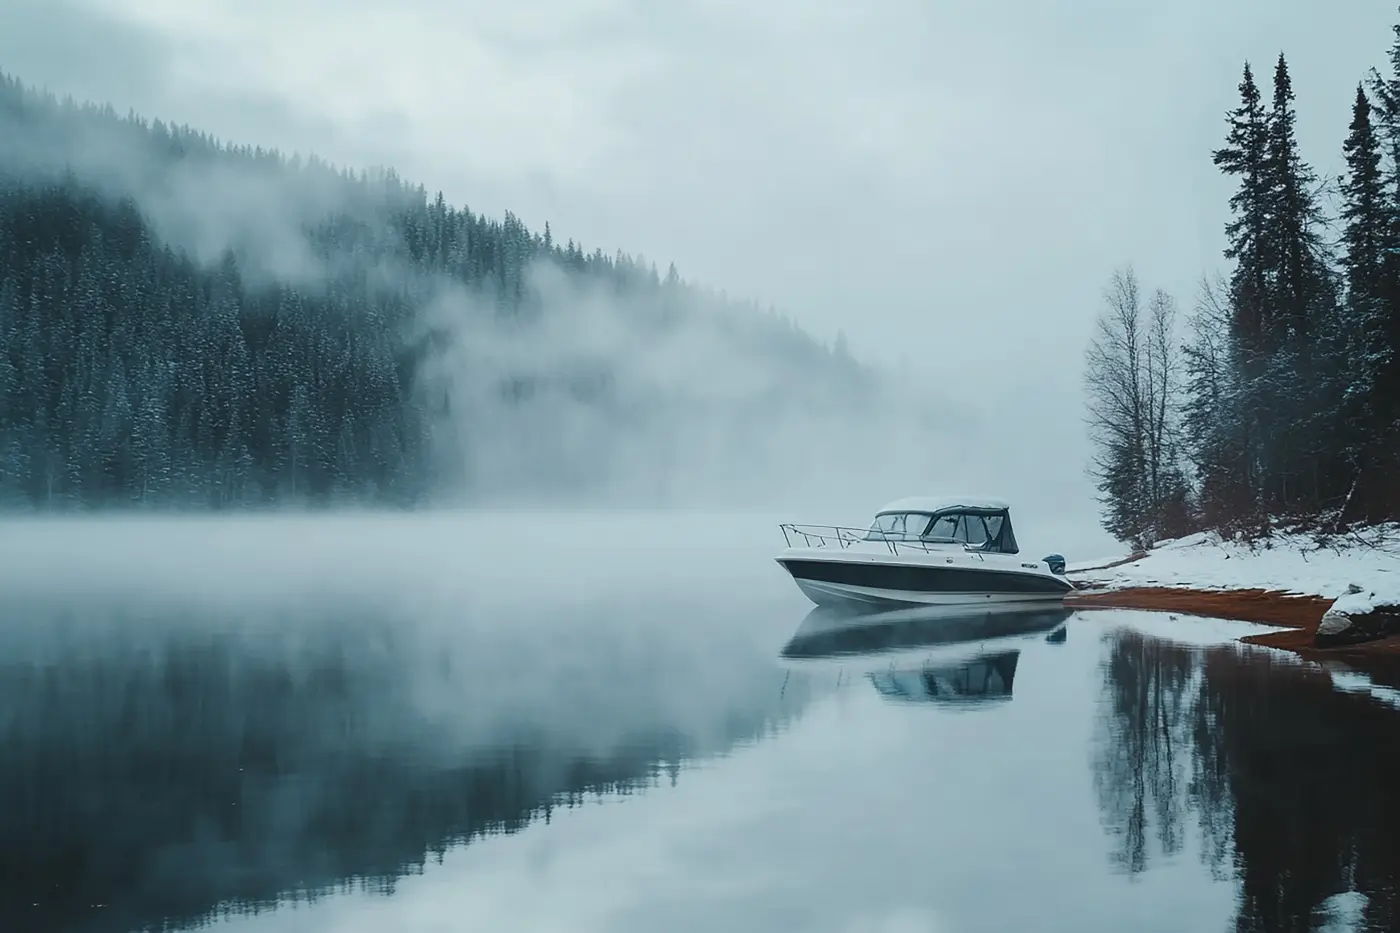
[1067,585,1333,628]
[1066,585,1400,684]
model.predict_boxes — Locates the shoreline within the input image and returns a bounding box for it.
[1066,585,1334,630]
[1067,580,1400,685]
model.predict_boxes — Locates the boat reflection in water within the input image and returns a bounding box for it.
[778,601,1072,708]
[868,650,1021,706]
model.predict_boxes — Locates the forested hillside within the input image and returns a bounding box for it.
[1085,16,1400,545]
[0,73,869,509]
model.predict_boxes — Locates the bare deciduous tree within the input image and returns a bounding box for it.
[1085,267,1192,546]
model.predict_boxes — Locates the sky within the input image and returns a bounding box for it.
[0,0,1396,535]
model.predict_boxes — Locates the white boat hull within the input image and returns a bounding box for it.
[792,577,1067,609]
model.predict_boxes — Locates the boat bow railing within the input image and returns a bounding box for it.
[779,523,869,550]
[779,523,975,557]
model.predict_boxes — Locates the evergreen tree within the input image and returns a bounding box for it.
[1336,83,1392,505]
[1261,55,1343,514]
[1263,54,1330,344]
[1367,14,1400,517]
[1212,63,1272,345]
[1341,85,1388,310]
[1208,63,1272,518]
[1203,55,1340,517]
[1368,13,1400,208]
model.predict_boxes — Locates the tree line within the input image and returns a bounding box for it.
[0,73,853,509]
[1086,17,1400,546]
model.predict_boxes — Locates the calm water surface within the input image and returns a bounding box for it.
[2,513,1399,933]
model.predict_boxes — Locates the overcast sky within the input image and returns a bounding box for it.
[1,0,1396,528]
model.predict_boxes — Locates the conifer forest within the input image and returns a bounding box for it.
[0,74,862,510]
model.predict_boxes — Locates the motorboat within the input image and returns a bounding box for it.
[775,496,1072,609]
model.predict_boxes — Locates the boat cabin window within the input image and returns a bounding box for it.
[865,512,932,540]
[959,514,989,547]
[925,514,958,541]
[923,513,989,546]
[868,508,1019,553]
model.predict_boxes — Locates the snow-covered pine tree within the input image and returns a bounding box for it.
[1333,84,1393,519]
[1367,17,1400,518]
[1208,62,1272,520]
[1263,54,1332,343]
[1213,63,1272,345]
[1258,54,1342,514]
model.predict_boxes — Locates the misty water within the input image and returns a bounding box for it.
[4,513,1399,933]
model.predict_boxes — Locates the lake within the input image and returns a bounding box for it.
[2,512,1398,933]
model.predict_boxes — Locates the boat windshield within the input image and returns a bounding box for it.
[864,512,933,540]
[865,509,1018,553]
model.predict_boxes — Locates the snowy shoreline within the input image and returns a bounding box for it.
[1066,526,1400,650]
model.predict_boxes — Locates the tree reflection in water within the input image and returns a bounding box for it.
[1092,630,1199,876]
[1095,629,1400,931]
[0,597,811,933]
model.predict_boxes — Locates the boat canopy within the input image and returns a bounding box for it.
[876,495,1010,513]
[868,496,1020,554]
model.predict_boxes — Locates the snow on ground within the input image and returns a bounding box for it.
[1067,527,1400,604]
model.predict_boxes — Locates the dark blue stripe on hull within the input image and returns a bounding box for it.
[778,558,1073,596]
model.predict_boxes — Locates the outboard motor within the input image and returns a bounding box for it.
[1043,554,1066,576]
